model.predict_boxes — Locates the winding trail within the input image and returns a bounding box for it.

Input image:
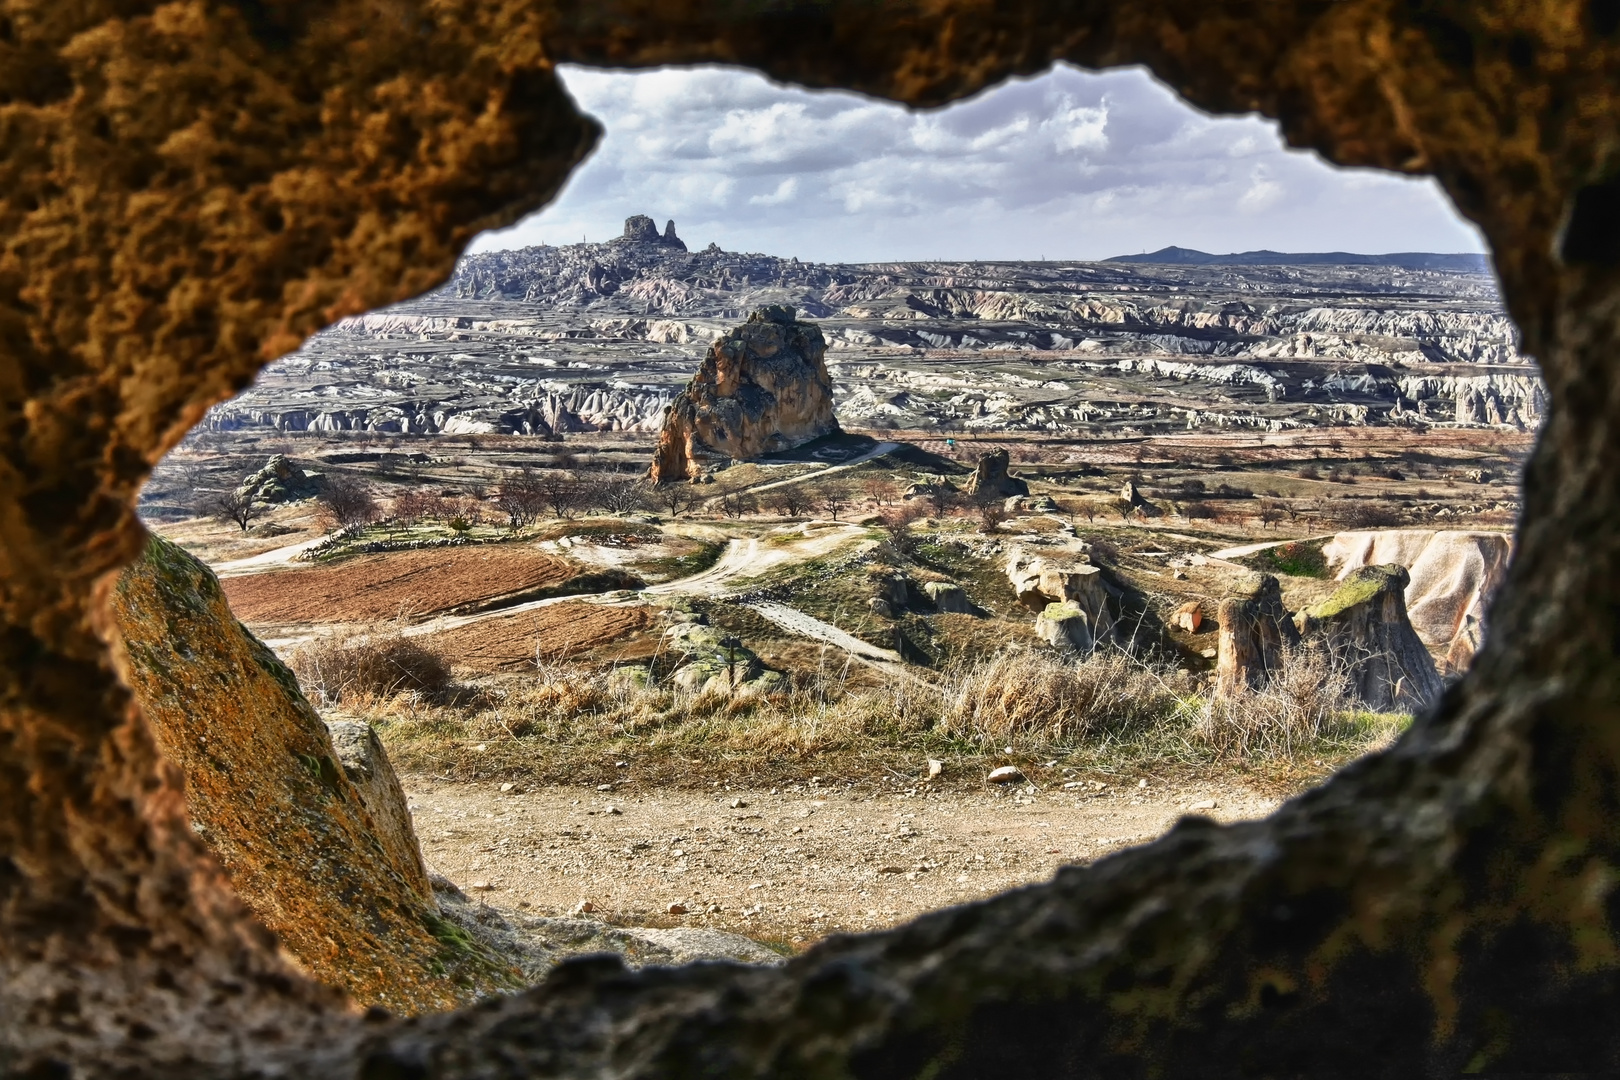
[743,442,900,496]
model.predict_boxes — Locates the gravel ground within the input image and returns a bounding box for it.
[404,774,1282,949]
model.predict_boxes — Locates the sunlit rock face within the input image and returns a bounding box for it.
[650,305,838,482]
[110,539,501,1012]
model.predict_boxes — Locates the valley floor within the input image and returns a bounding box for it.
[403,774,1280,952]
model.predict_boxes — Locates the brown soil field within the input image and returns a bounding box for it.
[222,547,576,624]
[429,602,656,671]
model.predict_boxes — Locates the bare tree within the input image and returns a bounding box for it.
[318,476,381,529]
[925,483,957,519]
[212,490,261,532]
[770,486,814,519]
[973,493,1010,534]
[879,503,926,557]
[1114,498,1138,525]
[493,468,546,529]
[534,469,583,519]
[594,477,649,516]
[861,476,898,508]
[1258,499,1286,530]
[715,484,757,519]
[819,483,852,521]
[654,482,700,518]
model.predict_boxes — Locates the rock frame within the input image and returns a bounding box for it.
[2,1,1617,1075]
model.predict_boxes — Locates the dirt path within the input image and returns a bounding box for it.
[745,600,919,681]
[213,535,330,576]
[743,442,901,496]
[642,524,871,599]
[403,776,1280,949]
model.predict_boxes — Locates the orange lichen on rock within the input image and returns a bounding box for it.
[110,537,510,1012]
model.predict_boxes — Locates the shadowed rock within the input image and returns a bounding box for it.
[650,305,838,482]
[6,2,1620,1076]
[964,448,1028,498]
[1214,573,1301,698]
[1296,564,1444,712]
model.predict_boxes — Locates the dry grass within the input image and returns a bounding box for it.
[290,632,453,707]
[1194,646,1398,761]
[941,648,1184,749]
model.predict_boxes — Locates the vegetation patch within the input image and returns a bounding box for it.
[1239,538,1330,579]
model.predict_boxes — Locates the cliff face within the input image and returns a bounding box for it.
[651,305,837,483]
[110,538,499,1012]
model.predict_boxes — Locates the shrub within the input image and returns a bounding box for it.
[1194,646,1355,760]
[941,648,1180,748]
[290,632,453,706]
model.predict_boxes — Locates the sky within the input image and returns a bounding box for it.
[469,63,1486,263]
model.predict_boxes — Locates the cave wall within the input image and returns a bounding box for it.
[3,0,1619,1075]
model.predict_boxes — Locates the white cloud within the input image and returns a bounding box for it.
[470,63,1485,261]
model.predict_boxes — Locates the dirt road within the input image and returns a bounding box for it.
[403,775,1280,949]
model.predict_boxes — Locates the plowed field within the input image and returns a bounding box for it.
[221,547,575,624]
[428,603,655,671]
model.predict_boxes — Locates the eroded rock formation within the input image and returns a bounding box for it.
[110,539,497,1011]
[1324,528,1514,672]
[1296,564,1445,712]
[7,2,1620,1077]
[1213,573,1300,698]
[964,448,1028,498]
[650,305,838,482]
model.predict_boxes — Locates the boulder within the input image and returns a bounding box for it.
[1173,600,1203,634]
[924,580,981,615]
[1322,529,1513,673]
[964,448,1028,498]
[236,453,319,503]
[1036,600,1098,654]
[1295,564,1444,712]
[1214,574,1301,699]
[111,538,491,1011]
[664,623,772,692]
[868,597,895,618]
[1005,545,1113,637]
[325,720,430,899]
[650,306,838,483]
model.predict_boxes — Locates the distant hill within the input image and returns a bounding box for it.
[1105,246,1490,272]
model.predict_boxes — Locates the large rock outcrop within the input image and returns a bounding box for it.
[615,213,687,251]
[10,2,1620,1078]
[110,537,503,1011]
[1295,564,1445,713]
[1213,573,1301,698]
[1324,529,1514,672]
[650,305,838,482]
[964,448,1028,498]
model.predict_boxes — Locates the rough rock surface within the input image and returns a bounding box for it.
[1296,564,1445,712]
[236,453,319,503]
[325,720,431,900]
[923,580,980,615]
[1213,573,1301,698]
[650,306,838,482]
[1324,528,1513,671]
[1006,543,1112,626]
[964,448,1029,498]
[109,538,487,1011]
[1035,600,1097,653]
[8,2,1620,1077]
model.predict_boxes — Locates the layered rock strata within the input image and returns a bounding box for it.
[650,305,838,482]
[7,1,1620,1077]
